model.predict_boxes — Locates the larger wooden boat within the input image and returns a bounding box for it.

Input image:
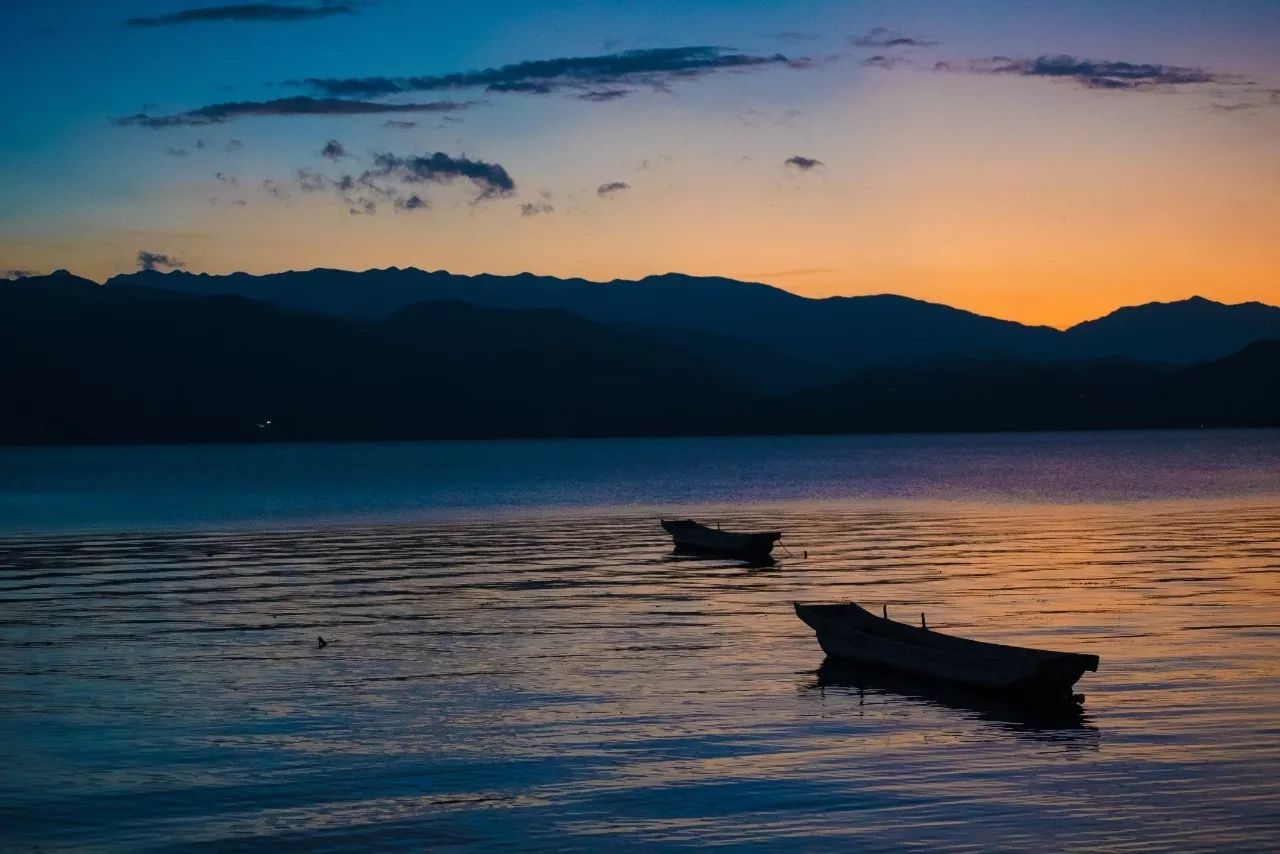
[794,601,1099,699]
[661,519,781,559]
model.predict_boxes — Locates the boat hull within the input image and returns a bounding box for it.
[795,602,1098,699]
[662,520,780,559]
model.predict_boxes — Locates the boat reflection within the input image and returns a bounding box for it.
[808,658,1100,745]
[660,551,779,569]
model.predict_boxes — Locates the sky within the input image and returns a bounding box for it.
[1,0,1277,328]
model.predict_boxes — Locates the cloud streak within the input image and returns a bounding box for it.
[114,96,473,127]
[785,155,824,171]
[945,54,1224,91]
[126,3,354,27]
[851,28,938,48]
[301,46,799,99]
[290,150,516,214]
[596,182,630,197]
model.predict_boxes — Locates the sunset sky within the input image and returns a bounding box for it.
[2,0,1277,327]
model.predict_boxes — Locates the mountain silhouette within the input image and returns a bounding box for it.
[1064,296,1280,363]
[4,270,1277,444]
[103,267,1280,368]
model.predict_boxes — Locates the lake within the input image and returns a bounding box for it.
[2,430,1279,850]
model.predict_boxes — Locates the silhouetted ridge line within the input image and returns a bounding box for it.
[2,272,1278,445]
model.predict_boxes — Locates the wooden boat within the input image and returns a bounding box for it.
[794,601,1099,699]
[661,519,781,559]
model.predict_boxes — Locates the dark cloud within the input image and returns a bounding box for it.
[383,120,418,129]
[126,3,354,27]
[785,155,824,171]
[114,96,473,127]
[396,194,428,211]
[367,152,515,199]
[949,54,1223,91]
[301,46,798,99]
[137,251,186,271]
[286,151,516,214]
[596,181,630,197]
[165,146,189,156]
[215,171,238,184]
[226,139,245,151]
[519,201,554,216]
[851,27,938,48]
[577,89,629,102]
[861,55,911,70]
[320,139,349,159]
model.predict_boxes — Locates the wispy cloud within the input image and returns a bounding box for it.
[114,96,473,127]
[943,54,1226,91]
[300,46,800,100]
[861,55,912,70]
[785,155,824,171]
[597,181,630,197]
[851,27,938,49]
[126,3,354,27]
[519,201,554,216]
[3,269,39,280]
[320,139,349,159]
[137,250,185,271]
[577,89,629,102]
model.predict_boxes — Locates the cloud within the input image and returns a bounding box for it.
[113,96,473,127]
[851,27,938,49]
[262,179,290,198]
[165,146,189,156]
[300,46,799,99]
[137,250,186,271]
[577,89,629,102]
[286,151,516,214]
[947,54,1224,91]
[4,269,39,280]
[383,120,418,129]
[126,3,354,27]
[861,55,911,70]
[785,155,824,171]
[367,152,515,198]
[225,139,245,151]
[596,181,630,197]
[774,32,820,42]
[519,201,554,216]
[320,139,349,159]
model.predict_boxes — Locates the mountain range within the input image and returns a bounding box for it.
[2,268,1277,444]
[102,266,1280,368]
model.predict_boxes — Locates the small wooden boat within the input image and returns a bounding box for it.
[794,601,1099,700]
[661,519,781,559]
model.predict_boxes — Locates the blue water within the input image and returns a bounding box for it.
[2,430,1279,850]
[3,429,1278,534]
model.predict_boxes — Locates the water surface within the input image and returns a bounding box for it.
[2,431,1279,850]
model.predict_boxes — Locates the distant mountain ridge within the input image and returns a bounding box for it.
[2,270,1277,445]
[98,266,1280,369]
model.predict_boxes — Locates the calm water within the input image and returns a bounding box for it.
[2,430,1279,850]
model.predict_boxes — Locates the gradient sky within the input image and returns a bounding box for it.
[1,0,1277,327]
